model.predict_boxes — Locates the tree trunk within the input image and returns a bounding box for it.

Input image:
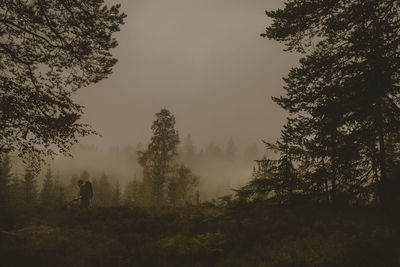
[377,101,388,205]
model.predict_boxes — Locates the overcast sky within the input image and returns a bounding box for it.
[76,0,298,150]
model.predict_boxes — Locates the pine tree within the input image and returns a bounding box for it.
[40,167,54,207]
[123,176,142,206]
[9,173,23,207]
[225,137,237,162]
[168,164,199,206]
[262,0,400,205]
[53,175,67,207]
[138,108,180,205]
[112,181,121,206]
[196,190,200,205]
[264,129,300,203]
[22,168,38,206]
[91,177,98,205]
[173,164,199,205]
[236,155,275,201]
[167,180,177,205]
[123,181,133,206]
[0,154,12,205]
[95,173,112,206]
[205,141,223,159]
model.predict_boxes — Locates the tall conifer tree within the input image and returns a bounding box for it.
[23,168,38,205]
[0,155,12,205]
[262,0,400,205]
[40,167,54,207]
[112,181,121,206]
[138,108,180,205]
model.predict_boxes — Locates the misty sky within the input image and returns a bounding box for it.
[76,0,299,150]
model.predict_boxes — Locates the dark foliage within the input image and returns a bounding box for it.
[248,0,400,206]
[0,203,399,266]
[137,109,199,207]
[0,0,126,169]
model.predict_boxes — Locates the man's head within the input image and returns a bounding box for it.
[78,179,84,187]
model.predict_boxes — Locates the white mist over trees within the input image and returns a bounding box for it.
[28,130,261,203]
[0,116,261,208]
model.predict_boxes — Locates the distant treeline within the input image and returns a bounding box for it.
[51,135,259,183]
[0,108,261,210]
[0,109,201,209]
[45,135,258,202]
[0,155,198,209]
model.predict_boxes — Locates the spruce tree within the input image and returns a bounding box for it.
[9,173,23,207]
[123,181,134,206]
[123,176,141,206]
[40,167,54,207]
[236,156,275,201]
[167,180,177,205]
[262,0,400,205]
[0,154,12,205]
[53,175,67,207]
[138,108,180,205]
[205,141,224,159]
[22,168,38,205]
[225,137,237,162]
[112,181,121,206]
[168,164,199,205]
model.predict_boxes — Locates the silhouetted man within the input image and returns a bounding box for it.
[77,179,93,208]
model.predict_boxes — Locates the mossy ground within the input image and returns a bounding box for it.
[1,203,399,266]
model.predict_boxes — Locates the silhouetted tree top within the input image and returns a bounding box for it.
[149,108,180,160]
[263,0,399,54]
[260,0,400,205]
[0,154,11,204]
[0,0,126,169]
[138,108,180,205]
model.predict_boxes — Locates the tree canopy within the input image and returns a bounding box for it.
[0,0,126,167]
[248,0,400,206]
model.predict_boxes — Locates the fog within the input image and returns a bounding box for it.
[76,0,298,147]
[41,136,260,201]
[43,0,297,199]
